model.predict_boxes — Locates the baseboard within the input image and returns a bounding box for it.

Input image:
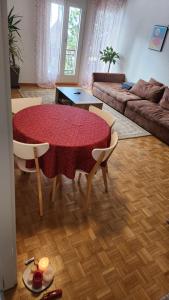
[19,83,38,87]
[19,82,79,87]
[56,82,79,86]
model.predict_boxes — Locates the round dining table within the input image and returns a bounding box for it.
[13,104,111,179]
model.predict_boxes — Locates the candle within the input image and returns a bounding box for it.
[33,271,43,289]
[38,257,49,272]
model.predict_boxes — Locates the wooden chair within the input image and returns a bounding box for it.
[89,105,116,128]
[77,131,118,210]
[11,97,42,114]
[13,140,49,216]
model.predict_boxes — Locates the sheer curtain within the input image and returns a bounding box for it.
[36,0,64,87]
[79,0,127,87]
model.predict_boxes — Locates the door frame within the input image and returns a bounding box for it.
[60,0,87,83]
[0,0,17,291]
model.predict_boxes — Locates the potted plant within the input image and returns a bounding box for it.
[8,6,22,88]
[100,46,120,73]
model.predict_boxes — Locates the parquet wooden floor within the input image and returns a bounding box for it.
[6,88,169,300]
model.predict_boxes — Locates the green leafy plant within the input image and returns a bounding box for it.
[8,6,23,67]
[100,46,120,72]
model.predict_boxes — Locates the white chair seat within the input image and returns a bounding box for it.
[89,105,116,128]
[12,97,42,114]
[14,157,36,173]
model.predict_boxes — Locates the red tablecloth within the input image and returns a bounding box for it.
[13,104,111,179]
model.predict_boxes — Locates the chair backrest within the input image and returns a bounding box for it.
[89,105,116,128]
[11,97,42,114]
[92,131,118,163]
[13,140,49,160]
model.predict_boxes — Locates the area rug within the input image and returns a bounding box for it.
[19,88,151,140]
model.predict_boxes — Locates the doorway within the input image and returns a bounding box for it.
[51,0,87,83]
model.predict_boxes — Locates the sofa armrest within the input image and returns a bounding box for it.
[92,73,125,84]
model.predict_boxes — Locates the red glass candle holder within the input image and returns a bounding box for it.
[33,271,43,289]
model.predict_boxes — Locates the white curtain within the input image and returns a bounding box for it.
[36,0,64,87]
[79,0,127,87]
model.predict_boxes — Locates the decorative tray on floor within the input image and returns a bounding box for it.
[23,263,54,293]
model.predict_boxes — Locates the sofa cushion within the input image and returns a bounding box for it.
[93,82,122,93]
[93,81,142,114]
[160,87,169,110]
[107,87,141,102]
[126,100,169,129]
[93,82,141,100]
[92,86,125,113]
[149,78,164,87]
[130,79,165,103]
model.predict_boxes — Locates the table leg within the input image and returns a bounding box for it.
[55,89,60,104]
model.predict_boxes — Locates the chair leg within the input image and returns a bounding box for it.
[105,164,108,173]
[51,176,59,202]
[52,177,57,202]
[86,176,93,210]
[58,174,62,190]
[78,173,82,183]
[102,166,108,193]
[36,170,43,217]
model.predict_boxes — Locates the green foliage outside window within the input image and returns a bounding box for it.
[64,7,81,75]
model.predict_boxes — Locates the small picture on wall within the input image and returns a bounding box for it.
[149,25,168,51]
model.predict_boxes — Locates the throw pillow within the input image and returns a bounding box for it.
[121,82,134,90]
[130,79,165,103]
[149,78,164,87]
[160,87,169,110]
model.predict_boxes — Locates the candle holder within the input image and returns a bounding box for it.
[23,258,55,293]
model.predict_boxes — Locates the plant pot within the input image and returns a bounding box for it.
[10,65,20,88]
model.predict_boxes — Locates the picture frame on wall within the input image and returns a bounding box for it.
[149,25,168,52]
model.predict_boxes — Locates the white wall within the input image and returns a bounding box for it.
[8,0,36,83]
[8,0,169,85]
[0,0,17,290]
[117,0,169,85]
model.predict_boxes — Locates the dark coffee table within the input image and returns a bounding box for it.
[55,86,103,110]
